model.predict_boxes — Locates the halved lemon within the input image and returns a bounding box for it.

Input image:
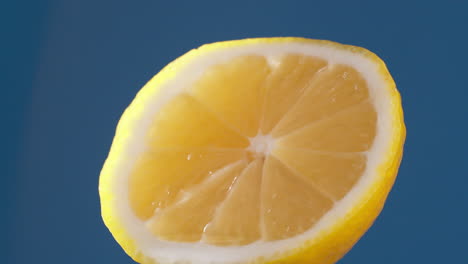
[99,37,405,264]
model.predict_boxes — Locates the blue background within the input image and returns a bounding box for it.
[5,0,468,263]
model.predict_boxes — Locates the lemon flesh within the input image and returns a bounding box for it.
[129,54,376,245]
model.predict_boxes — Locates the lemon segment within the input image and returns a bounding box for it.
[146,94,249,149]
[272,64,370,137]
[147,161,247,242]
[129,149,246,220]
[272,147,367,200]
[191,56,270,137]
[203,159,263,245]
[276,101,377,152]
[261,156,334,241]
[260,55,328,134]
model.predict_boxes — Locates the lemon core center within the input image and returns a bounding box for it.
[247,134,275,158]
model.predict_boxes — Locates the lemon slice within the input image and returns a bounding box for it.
[99,37,405,264]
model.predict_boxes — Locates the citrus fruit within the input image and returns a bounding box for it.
[99,37,405,264]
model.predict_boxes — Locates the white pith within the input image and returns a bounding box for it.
[247,134,275,156]
[105,41,394,264]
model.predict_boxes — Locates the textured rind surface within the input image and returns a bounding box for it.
[99,37,406,264]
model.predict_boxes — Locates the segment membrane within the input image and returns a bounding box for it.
[272,64,369,137]
[261,55,328,133]
[147,162,247,242]
[190,56,271,137]
[203,159,263,245]
[261,156,334,240]
[129,149,246,220]
[273,147,367,200]
[276,101,377,152]
[147,94,249,149]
